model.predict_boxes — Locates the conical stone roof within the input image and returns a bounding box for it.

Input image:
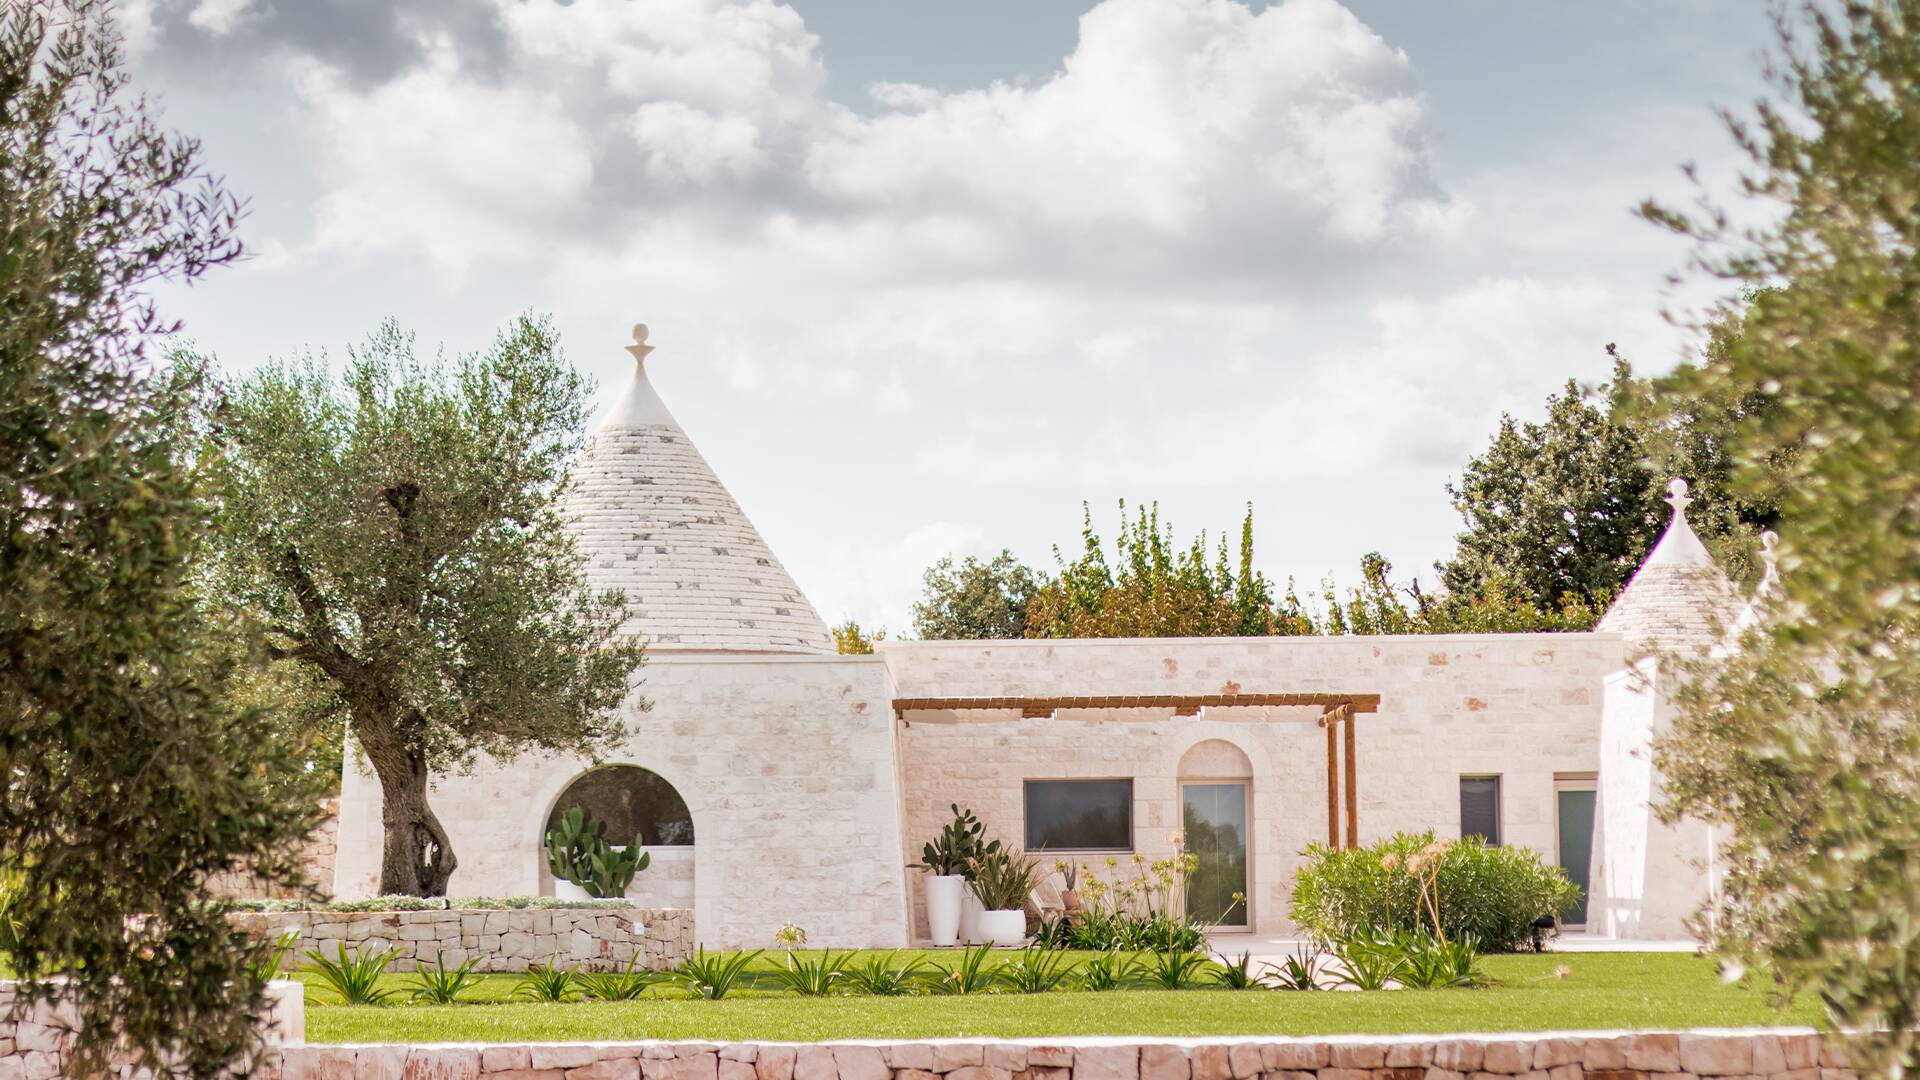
[566,325,833,654]
[1597,478,1743,652]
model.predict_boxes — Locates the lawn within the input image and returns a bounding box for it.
[299,951,1822,1044]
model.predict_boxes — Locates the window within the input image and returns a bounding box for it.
[1459,775,1501,846]
[1024,779,1132,850]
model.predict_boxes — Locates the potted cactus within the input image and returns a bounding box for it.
[546,805,650,900]
[914,804,999,946]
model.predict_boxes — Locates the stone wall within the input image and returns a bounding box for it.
[0,980,301,1079]
[230,907,692,973]
[274,1031,1855,1080]
[883,634,1622,938]
[204,797,342,902]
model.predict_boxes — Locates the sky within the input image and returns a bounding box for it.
[123,0,1779,633]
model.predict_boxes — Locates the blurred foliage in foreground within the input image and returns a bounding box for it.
[1645,2,1920,1075]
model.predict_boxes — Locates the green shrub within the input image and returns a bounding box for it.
[1289,831,1579,952]
[303,943,400,1005]
[670,948,763,1000]
[409,952,484,1004]
[514,958,580,1002]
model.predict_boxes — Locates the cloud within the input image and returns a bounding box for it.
[193,0,1451,287]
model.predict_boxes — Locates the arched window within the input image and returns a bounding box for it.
[547,765,694,847]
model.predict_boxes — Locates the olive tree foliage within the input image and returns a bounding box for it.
[195,317,645,897]
[0,2,322,1076]
[1644,3,1920,1074]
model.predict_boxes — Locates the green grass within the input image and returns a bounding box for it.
[298,951,1822,1044]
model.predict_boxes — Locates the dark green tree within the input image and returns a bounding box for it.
[0,1,320,1074]
[1440,352,1781,610]
[910,551,1044,639]
[1642,2,1920,1073]
[195,317,645,897]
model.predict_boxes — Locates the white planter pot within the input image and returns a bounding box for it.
[924,874,965,947]
[978,909,1026,947]
[553,879,592,903]
[959,889,984,943]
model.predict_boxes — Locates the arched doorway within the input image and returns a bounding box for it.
[1178,740,1252,928]
[544,765,694,909]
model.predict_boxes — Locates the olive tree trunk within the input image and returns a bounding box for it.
[357,720,458,896]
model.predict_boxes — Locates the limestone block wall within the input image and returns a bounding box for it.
[883,634,1621,938]
[0,980,301,1079]
[229,907,692,974]
[274,1031,1855,1080]
[334,653,912,949]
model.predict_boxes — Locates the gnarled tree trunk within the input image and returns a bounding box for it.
[357,722,458,896]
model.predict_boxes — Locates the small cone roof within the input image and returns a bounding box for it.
[1596,478,1743,651]
[566,325,833,654]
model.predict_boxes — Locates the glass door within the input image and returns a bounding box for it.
[1555,784,1596,927]
[1181,782,1249,927]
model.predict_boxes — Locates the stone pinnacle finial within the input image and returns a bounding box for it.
[1665,477,1693,519]
[625,323,654,364]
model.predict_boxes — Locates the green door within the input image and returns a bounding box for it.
[1181,782,1248,927]
[1557,788,1596,926]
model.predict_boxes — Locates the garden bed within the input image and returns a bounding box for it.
[298,952,1817,1043]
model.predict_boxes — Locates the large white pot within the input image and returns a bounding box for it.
[553,879,592,903]
[924,874,965,947]
[959,888,984,943]
[977,909,1026,947]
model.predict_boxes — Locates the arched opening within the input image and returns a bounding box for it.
[543,765,694,908]
[1178,740,1252,928]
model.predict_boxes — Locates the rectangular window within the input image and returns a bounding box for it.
[1024,779,1133,851]
[1460,775,1502,846]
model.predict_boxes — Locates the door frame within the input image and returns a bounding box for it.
[1178,778,1252,932]
[1553,773,1598,930]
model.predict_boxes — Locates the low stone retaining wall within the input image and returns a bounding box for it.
[230,906,693,973]
[0,980,302,1079]
[276,1031,1857,1080]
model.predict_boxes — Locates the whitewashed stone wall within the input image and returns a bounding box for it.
[334,653,912,949]
[275,1031,1857,1080]
[229,907,691,974]
[883,634,1622,938]
[1589,659,1716,941]
[0,980,301,1079]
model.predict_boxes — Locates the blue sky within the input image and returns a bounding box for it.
[128,0,1777,631]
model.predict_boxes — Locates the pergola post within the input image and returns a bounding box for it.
[1341,703,1359,848]
[1324,712,1340,846]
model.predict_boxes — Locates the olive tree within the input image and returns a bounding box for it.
[1645,2,1920,1074]
[0,1,321,1075]
[197,317,645,896]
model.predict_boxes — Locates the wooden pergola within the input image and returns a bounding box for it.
[891,692,1379,849]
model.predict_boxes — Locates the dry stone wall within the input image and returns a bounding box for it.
[0,980,301,1079]
[274,1032,1856,1080]
[229,907,692,973]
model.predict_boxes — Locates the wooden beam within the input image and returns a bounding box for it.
[1342,704,1359,849]
[1324,709,1340,847]
[894,691,1382,719]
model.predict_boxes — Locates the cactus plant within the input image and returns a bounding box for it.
[545,805,651,898]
